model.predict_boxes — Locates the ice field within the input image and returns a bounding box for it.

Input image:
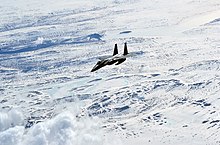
[0,0,220,144]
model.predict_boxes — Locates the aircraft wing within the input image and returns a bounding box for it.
[96,51,144,60]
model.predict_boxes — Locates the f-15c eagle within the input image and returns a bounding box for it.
[91,43,129,72]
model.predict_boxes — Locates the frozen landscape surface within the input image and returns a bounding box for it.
[0,0,220,144]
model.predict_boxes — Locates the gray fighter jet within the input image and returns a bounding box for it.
[91,43,129,72]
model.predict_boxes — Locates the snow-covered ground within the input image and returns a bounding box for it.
[1,0,220,144]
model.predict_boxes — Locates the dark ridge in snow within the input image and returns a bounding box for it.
[114,105,130,112]
[54,96,75,104]
[207,18,220,25]
[0,99,7,104]
[189,81,212,90]
[37,50,59,55]
[192,99,211,108]
[120,31,132,34]
[151,73,160,77]
[87,33,103,40]
[202,120,209,124]
[29,91,43,95]
[88,78,102,83]
[25,116,45,129]
[210,120,220,124]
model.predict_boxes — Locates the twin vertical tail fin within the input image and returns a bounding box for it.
[113,43,118,56]
[123,42,128,55]
[113,43,128,56]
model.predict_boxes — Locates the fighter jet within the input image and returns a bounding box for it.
[91,43,129,72]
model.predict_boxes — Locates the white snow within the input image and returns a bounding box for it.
[0,110,119,145]
[22,112,104,145]
[0,109,24,132]
[1,0,220,145]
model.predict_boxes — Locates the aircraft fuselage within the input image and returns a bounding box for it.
[91,43,128,72]
[91,55,126,72]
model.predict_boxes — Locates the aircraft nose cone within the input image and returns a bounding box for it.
[91,60,109,72]
[91,66,98,72]
[91,64,101,72]
[91,68,97,72]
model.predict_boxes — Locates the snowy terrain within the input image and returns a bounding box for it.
[1,0,220,145]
